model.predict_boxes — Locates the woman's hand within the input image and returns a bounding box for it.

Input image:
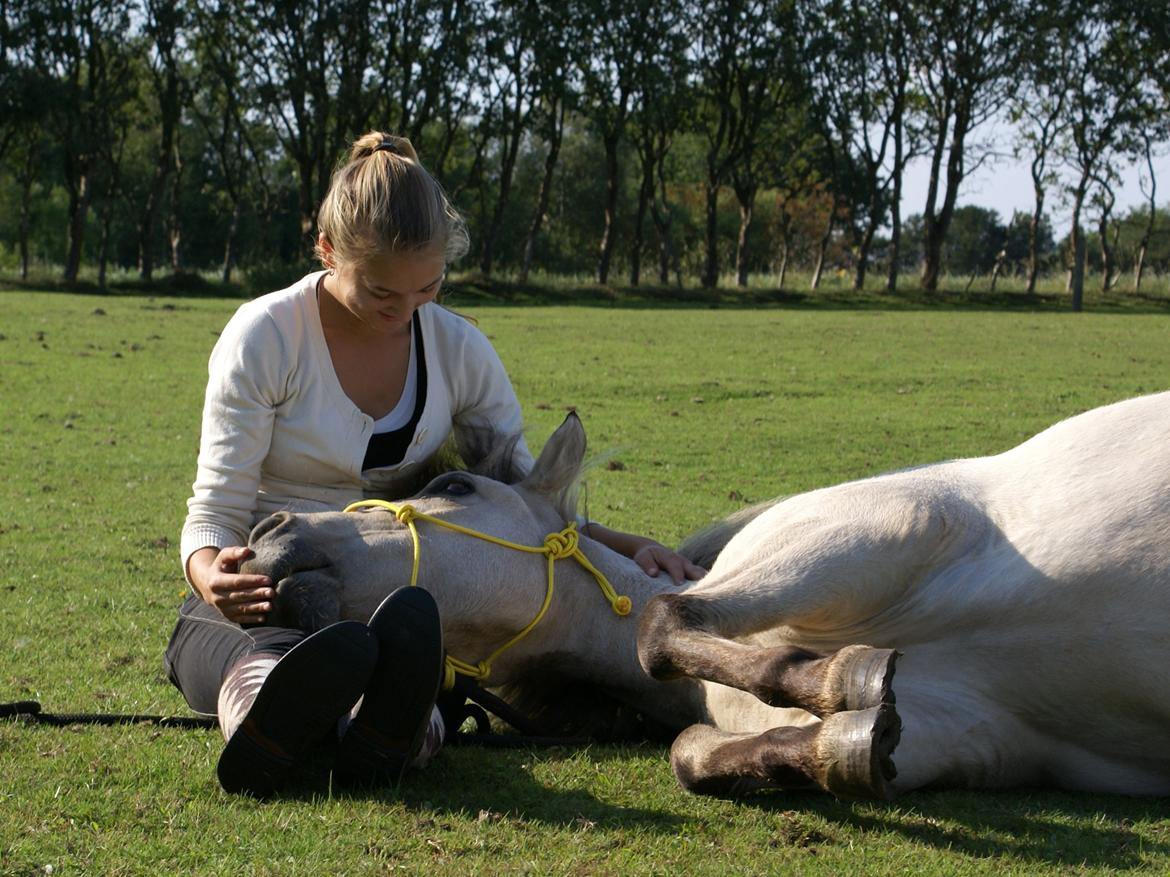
[187,546,276,625]
[631,541,707,584]
[584,523,707,585]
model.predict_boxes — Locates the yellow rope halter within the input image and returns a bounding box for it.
[343,498,632,690]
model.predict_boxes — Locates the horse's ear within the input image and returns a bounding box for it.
[522,412,586,496]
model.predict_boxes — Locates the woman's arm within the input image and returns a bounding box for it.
[582,522,706,584]
[181,306,286,615]
[187,546,275,624]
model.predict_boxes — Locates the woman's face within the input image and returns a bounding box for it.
[324,248,446,335]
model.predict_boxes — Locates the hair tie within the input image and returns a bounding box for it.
[372,140,400,156]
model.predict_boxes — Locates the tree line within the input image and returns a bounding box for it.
[1,0,1167,309]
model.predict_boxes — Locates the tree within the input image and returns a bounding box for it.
[234,0,370,245]
[190,1,255,282]
[1006,2,1073,295]
[904,0,1025,291]
[518,0,575,283]
[625,0,689,287]
[137,0,189,280]
[1059,9,1151,310]
[690,0,785,289]
[1133,130,1166,292]
[366,0,479,148]
[474,0,539,276]
[943,204,1004,276]
[807,0,917,293]
[575,0,656,285]
[22,0,135,283]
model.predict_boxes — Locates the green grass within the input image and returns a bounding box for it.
[2,288,1170,875]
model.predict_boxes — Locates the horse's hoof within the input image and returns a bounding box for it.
[816,703,901,801]
[836,646,899,712]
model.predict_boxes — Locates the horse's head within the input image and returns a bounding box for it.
[242,414,590,677]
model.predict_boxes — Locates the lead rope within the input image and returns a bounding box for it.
[343,499,632,690]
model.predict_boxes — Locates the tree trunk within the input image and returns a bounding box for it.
[97,162,122,290]
[64,169,91,284]
[1134,139,1157,293]
[596,132,620,285]
[98,204,112,290]
[1026,195,1044,296]
[702,174,720,289]
[168,143,183,270]
[734,184,756,288]
[650,150,677,287]
[1098,212,1114,292]
[920,105,970,292]
[1069,181,1088,311]
[854,211,880,293]
[222,200,241,284]
[885,177,902,295]
[630,151,654,287]
[989,249,1006,293]
[138,148,170,281]
[18,150,34,281]
[480,103,526,278]
[810,208,834,291]
[520,101,564,285]
[885,52,906,296]
[918,110,948,292]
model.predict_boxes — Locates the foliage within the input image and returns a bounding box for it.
[0,0,1167,301]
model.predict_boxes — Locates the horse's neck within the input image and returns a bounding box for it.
[547,539,706,726]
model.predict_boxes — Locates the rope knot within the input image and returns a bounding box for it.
[543,528,579,559]
[395,504,418,524]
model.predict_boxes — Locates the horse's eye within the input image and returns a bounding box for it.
[444,478,474,496]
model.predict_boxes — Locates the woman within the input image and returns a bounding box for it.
[165,132,705,797]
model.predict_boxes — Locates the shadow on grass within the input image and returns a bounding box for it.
[443,275,1170,315]
[273,742,686,834]
[736,787,1170,869]
[7,272,1170,314]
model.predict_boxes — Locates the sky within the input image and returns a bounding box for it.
[899,149,1170,238]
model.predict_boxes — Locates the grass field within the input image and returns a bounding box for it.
[2,285,1170,875]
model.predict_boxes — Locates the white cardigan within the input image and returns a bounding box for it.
[180,271,532,575]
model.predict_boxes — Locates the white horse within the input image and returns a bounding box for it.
[242,392,1170,799]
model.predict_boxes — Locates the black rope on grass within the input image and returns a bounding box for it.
[1,692,590,748]
[1,699,217,729]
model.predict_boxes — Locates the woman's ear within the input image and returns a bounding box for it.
[317,234,335,269]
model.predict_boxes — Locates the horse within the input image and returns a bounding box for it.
[240,392,1170,799]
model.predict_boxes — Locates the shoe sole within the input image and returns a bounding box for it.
[217,620,378,797]
[335,587,444,786]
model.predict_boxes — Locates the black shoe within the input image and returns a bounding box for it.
[216,621,379,797]
[335,587,444,786]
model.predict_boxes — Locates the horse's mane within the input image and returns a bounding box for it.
[677,497,784,569]
[381,429,531,499]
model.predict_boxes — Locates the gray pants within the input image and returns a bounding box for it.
[163,595,307,716]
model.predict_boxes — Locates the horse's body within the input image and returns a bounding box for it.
[243,392,1170,798]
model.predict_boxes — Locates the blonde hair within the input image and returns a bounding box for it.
[315,132,469,268]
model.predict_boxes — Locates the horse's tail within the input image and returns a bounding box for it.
[678,497,784,570]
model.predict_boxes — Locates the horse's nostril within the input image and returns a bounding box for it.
[249,510,294,544]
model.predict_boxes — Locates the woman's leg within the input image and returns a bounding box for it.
[335,587,445,785]
[164,595,307,716]
[163,595,379,796]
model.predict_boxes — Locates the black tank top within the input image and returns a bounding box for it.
[361,311,427,470]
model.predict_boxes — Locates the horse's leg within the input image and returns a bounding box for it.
[638,593,897,715]
[670,705,901,800]
[638,490,950,715]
